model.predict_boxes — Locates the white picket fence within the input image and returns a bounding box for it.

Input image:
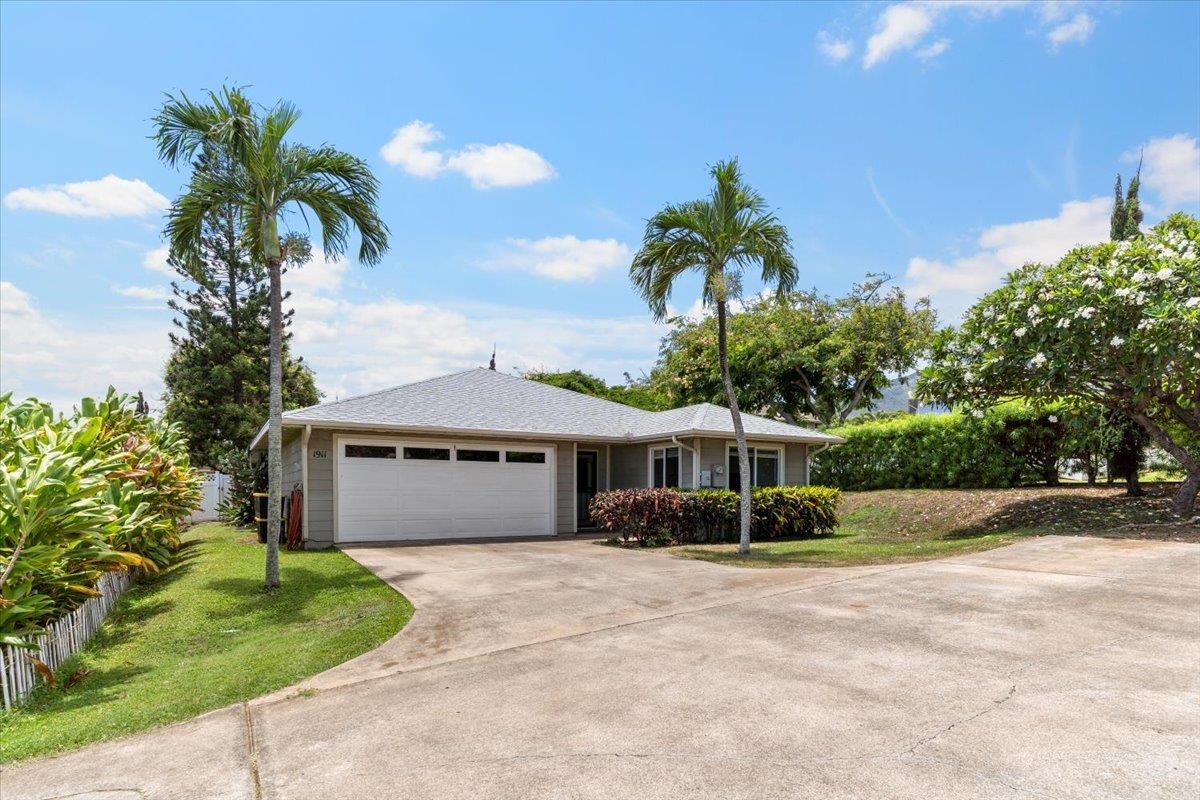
[0,569,132,710]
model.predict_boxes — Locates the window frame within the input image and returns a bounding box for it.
[648,445,682,489]
[725,444,784,490]
[505,450,547,464]
[344,444,398,460]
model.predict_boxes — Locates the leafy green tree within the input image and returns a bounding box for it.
[154,87,389,588]
[162,151,319,469]
[1107,163,1149,493]
[631,159,797,556]
[655,276,935,426]
[919,214,1200,516]
[524,369,670,411]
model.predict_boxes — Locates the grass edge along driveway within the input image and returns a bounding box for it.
[669,485,1189,568]
[0,522,413,763]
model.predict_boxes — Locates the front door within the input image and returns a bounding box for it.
[576,450,599,527]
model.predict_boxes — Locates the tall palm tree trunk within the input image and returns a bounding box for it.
[717,300,753,555]
[265,258,283,589]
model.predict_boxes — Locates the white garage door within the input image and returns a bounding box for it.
[336,438,555,542]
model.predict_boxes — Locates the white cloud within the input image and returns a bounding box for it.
[276,260,663,400]
[904,196,1110,322]
[378,121,445,178]
[864,3,937,69]
[1046,12,1095,48]
[480,235,631,281]
[142,246,174,276]
[916,38,951,60]
[113,285,170,301]
[380,121,556,189]
[817,31,854,62]
[855,1,1097,69]
[0,281,172,414]
[445,143,557,190]
[4,174,168,218]
[1126,134,1200,206]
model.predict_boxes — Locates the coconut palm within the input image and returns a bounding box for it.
[631,159,796,556]
[153,87,389,587]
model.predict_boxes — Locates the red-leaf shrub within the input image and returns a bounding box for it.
[589,486,840,546]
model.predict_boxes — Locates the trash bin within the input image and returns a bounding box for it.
[252,493,287,544]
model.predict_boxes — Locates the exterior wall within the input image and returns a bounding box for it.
[693,437,809,488]
[609,443,646,489]
[555,442,574,534]
[282,429,303,491]
[785,443,809,485]
[306,429,335,547]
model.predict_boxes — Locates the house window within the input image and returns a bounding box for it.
[457,449,500,462]
[403,447,450,461]
[727,447,781,492]
[345,444,396,459]
[506,451,546,464]
[651,446,681,488]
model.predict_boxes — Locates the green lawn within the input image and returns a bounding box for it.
[671,484,1189,568]
[0,523,413,763]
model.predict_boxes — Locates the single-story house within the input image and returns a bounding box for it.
[250,368,843,547]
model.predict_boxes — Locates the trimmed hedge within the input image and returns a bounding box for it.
[589,486,841,546]
[811,405,1070,491]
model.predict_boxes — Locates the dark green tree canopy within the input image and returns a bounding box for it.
[653,276,936,426]
[524,369,669,411]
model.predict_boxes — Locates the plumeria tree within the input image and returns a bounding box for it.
[919,213,1200,516]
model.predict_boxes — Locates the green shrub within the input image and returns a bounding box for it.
[812,404,1072,491]
[0,391,202,644]
[589,486,841,546]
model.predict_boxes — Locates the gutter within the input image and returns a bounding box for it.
[300,424,311,544]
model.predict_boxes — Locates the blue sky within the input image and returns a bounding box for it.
[2,1,1198,411]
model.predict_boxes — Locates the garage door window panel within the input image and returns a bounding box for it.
[506,451,546,464]
[345,444,397,459]
[457,449,500,462]
[403,447,451,461]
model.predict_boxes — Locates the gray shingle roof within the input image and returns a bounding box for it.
[265,368,841,446]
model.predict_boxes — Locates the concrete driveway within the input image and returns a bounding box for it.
[6,535,1199,800]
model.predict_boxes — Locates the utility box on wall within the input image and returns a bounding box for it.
[699,469,712,487]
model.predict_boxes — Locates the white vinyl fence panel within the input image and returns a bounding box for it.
[0,569,131,710]
[186,471,231,524]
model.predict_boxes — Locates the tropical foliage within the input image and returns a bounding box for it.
[654,275,936,425]
[523,369,669,411]
[0,391,201,644]
[631,159,798,555]
[154,86,389,587]
[162,148,319,470]
[589,485,840,547]
[918,213,1200,515]
[812,403,1116,491]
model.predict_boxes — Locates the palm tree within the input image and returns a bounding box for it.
[631,159,796,556]
[153,87,389,588]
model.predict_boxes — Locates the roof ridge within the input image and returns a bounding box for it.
[284,368,479,415]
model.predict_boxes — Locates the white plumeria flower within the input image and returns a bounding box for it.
[1110,336,1125,347]
[1156,267,1173,280]
[1031,352,1047,367]
[1077,306,1096,319]
[1131,269,1148,283]
[1115,287,1132,298]
[1185,297,1200,309]
[1014,327,1027,338]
